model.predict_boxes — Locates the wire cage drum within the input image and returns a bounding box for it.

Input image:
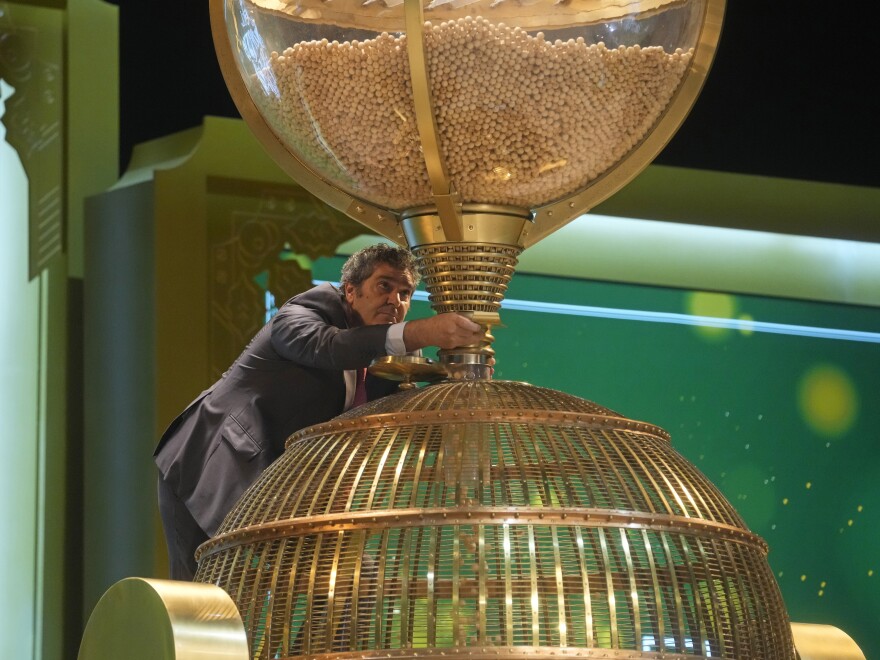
[195,380,795,659]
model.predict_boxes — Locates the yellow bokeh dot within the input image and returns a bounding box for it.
[737,313,755,337]
[687,292,737,341]
[800,575,807,582]
[805,482,811,489]
[818,590,824,597]
[797,364,859,437]
[820,581,826,588]
[858,505,863,512]
[869,570,874,577]
[848,519,853,526]
[783,498,789,505]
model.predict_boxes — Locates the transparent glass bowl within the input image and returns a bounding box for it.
[212,0,723,240]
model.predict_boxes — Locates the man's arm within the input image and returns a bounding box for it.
[270,302,389,369]
[270,290,484,368]
[401,314,484,352]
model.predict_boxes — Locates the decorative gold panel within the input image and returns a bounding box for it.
[206,176,366,378]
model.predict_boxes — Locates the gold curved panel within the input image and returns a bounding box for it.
[791,622,866,660]
[78,577,249,660]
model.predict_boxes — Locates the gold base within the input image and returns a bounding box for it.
[78,578,248,660]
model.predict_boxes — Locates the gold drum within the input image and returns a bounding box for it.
[195,380,795,659]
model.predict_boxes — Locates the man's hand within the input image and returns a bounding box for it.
[403,313,485,351]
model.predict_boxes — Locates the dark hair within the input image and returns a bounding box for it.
[339,243,420,288]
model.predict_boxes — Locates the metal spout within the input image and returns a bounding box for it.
[402,205,530,380]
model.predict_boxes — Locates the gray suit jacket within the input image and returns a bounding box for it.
[154,283,400,536]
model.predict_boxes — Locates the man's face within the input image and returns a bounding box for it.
[344,262,415,326]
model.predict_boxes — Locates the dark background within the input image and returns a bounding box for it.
[109,2,880,189]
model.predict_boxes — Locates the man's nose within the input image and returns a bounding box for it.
[387,290,402,305]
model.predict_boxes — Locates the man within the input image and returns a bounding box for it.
[154,243,483,580]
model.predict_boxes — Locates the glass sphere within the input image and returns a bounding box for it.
[212,0,723,237]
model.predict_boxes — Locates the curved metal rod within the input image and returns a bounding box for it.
[404,0,463,241]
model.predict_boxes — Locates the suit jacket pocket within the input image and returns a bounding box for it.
[220,414,262,461]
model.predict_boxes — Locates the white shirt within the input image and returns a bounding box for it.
[343,321,408,411]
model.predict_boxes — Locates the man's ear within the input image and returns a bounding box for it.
[344,282,356,303]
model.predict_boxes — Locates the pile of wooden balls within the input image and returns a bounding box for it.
[263,15,692,210]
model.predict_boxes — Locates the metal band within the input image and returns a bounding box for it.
[198,507,767,560]
[287,409,671,448]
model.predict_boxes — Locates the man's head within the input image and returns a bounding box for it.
[340,244,420,326]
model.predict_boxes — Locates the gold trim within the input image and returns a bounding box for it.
[286,408,671,448]
[402,206,532,247]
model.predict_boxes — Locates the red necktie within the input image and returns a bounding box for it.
[353,367,368,407]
